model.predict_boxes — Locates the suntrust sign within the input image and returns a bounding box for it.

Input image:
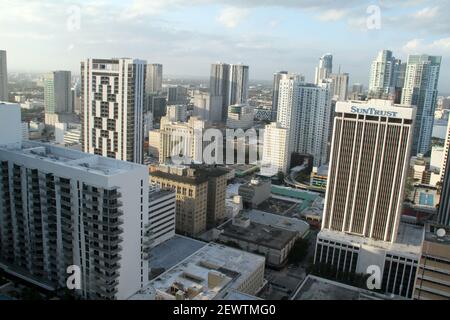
[351,106,399,118]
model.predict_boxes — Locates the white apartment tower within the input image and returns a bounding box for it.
[262,122,290,174]
[322,99,415,242]
[0,50,7,101]
[148,185,176,248]
[330,73,349,101]
[81,58,146,164]
[271,71,288,121]
[314,54,333,85]
[401,54,441,155]
[277,76,333,167]
[0,103,150,300]
[369,50,397,96]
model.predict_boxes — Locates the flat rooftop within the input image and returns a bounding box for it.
[293,275,389,300]
[243,209,309,237]
[131,242,265,300]
[318,223,424,257]
[219,219,297,250]
[0,141,144,176]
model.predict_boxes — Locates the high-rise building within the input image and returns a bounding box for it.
[192,90,222,123]
[369,50,397,96]
[0,102,150,300]
[145,63,163,94]
[261,122,290,174]
[271,71,288,121]
[0,50,7,101]
[277,76,333,167]
[81,58,146,164]
[210,62,230,122]
[166,104,187,122]
[314,54,333,85]
[401,54,442,155]
[438,134,450,225]
[322,99,415,241]
[44,71,72,114]
[329,73,349,101]
[148,184,176,248]
[314,99,423,299]
[229,64,249,106]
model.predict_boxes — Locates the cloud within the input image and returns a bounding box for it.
[216,7,249,28]
[413,6,439,19]
[402,37,450,55]
[318,9,347,22]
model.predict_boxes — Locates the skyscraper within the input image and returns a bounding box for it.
[262,122,290,174]
[229,64,249,106]
[44,71,72,114]
[323,99,415,241]
[210,62,230,122]
[277,76,333,167]
[401,54,441,155]
[368,50,397,96]
[145,63,163,94]
[81,58,146,164]
[0,50,7,101]
[314,54,333,85]
[329,73,349,101]
[0,103,150,300]
[271,71,288,121]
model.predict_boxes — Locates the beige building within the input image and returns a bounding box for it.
[150,165,208,236]
[415,224,450,300]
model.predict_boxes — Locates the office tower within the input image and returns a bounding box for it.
[150,165,208,236]
[159,116,206,163]
[315,99,422,299]
[145,63,162,94]
[329,73,349,101]
[166,104,187,122]
[314,54,333,85]
[81,58,146,164]
[262,122,290,174]
[401,54,442,155]
[323,99,415,241]
[229,64,249,106]
[210,62,230,122]
[368,50,398,96]
[439,121,450,225]
[192,90,222,123]
[0,50,7,101]
[148,185,176,248]
[352,83,364,95]
[414,223,450,299]
[147,93,167,126]
[277,76,333,167]
[271,71,288,121]
[0,103,150,300]
[226,103,254,129]
[44,71,73,127]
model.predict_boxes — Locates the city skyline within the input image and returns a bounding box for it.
[1,1,450,92]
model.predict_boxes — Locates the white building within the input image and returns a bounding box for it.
[271,71,289,121]
[148,185,176,248]
[314,53,333,85]
[54,122,81,146]
[166,104,187,122]
[277,77,333,167]
[145,63,162,94]
[148,129,160,159]
[0,103,151,300]
[130,242,265,300]
[0,50,8,101]
[329,73,349,101]
[21,122,29,141]
[430,146,444,171]
[192,90,222,123]
[81,58,146,163]
[401,54,442,155]
[226,104,254,130]
[261,122,290,174]
[369,50,398,96]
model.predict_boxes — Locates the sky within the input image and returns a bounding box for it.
[1,0,450,92]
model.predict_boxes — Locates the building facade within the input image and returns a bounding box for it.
[262,122,290,174]
[0,50,7,101]
[148,185,176,248]
[81,58,146,164]
[314,53,333,85]
[145,63,162,94]
[44,71,72,116]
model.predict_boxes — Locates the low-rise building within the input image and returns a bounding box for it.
[238,178,271,208]
[130,242,265,300]
[148,185,176,248]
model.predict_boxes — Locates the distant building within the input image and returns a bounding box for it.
[226,104,254,129]
[166,104,187,122]
[271,71,288,121]
[310,164,328,190]
[0,50,7,101]
[44,71,72,115]
[329,73,349,101]
[238,178,271,208]
[146,63,163,94]
[314,53,333,85]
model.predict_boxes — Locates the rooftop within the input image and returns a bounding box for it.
[243,209,309,237]
[292,275,390,300]
[131,242,265,300]
[219,219,297,250]
[0,141,144,176]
